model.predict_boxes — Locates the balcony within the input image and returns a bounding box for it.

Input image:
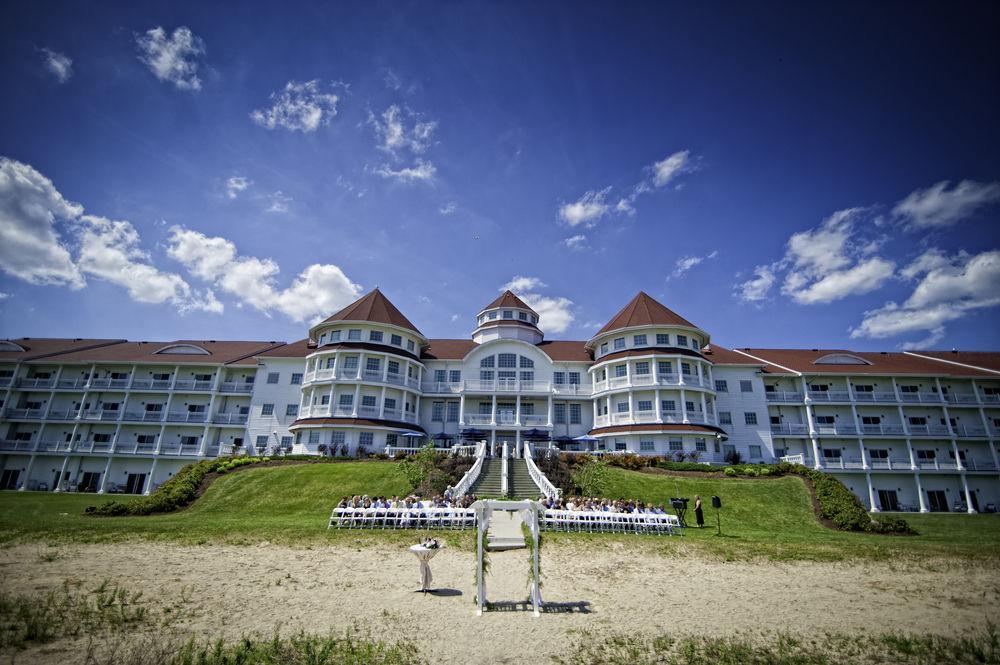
[3,408,45,420]
[357,405,380,419]
[982,393,1000,404]
[172,380,214,392]
[81,410,121,422]
[16,378,55,389]
[165,411,208,423]
[953,425,987,438]
[157,443,201,456]
[915,459,960,471]
[771,423,809,436]
[218,381,254,393]
[852,391,898,403]
[462,379,551,393]
[122,411,166,423]
[464,414,493,426]
[867,457,913,470]
[56,378,90,389]
[34,440,74,453]
[0,439,38,452]
[860,423,906,436]
[115,442,159,455]
[88,378,131,390]
[129,379,173,391]
[813,424,858,436]
[521,415,549,427]
[807,390,852,402]
[0,377,11,388]
[906,424,951,437]
[211,412,248,425]
[421,381,463,394]
[766,391,805,403]
[898,392,943,404]
[552,382,592,396]
[821,457,865,470]
[944,393,981,405]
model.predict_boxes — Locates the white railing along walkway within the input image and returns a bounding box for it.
[500,442,509,496]
[523,443,560,500]
[780,454,806,465]
[330,506,476,529]
[452,441,487,498]
[541,509,679,535]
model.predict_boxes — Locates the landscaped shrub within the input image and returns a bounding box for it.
[87,456,271,516]
[657,460,718,473]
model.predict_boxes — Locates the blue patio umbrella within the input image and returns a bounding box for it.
[522,428,550,440]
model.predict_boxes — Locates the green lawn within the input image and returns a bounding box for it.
[0,462,997,562]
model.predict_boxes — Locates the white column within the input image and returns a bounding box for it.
[378,386,387,419]
[351,384,361,417]
[144,458,158,495]
[546,395,553,427]
[628,391,636,423]
[17,454,36,491]
[865,472,878,512]
[655,388,662,422]
[802,376,822,469]
[680,388,688,423]
[699,393,707,424]
[515,395,521,426]
[696,362,704,388]
[653,359,660,384]
[906,439,916,470]
[951,439,965,471]
[382,354,390,382]
[914,473,928,512]
[458,394,466,425]
[97,455,114,494]
[858,439,868,470]
[960,473,976,513]
[491,394,497,425]
[53,454,71,492]
[677,359,685,385]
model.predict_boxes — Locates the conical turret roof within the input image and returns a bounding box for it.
[594,291,698,337]
[481,290,536,314]
[320,289,422,336]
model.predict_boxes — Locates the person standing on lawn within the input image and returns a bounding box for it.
[694,495,705,528]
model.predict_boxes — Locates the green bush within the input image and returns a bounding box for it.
[656,461,719,473]
[87,456,270,516]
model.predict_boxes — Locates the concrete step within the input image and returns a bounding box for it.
[487,510,525,550]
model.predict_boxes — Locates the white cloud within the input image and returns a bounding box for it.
[652,150,691,187]
[136,26,205,91]
[559,187,611,227]
[786,257,896,305]
[439,201,456,215]
[900,328,945,351]
[374,160,436,182]
[560,234,587,251]
[369,105,437,155]
[450,313,460,322]
[225,176,251,199]
[41,48,72,83]
[167,226,362,323]
[0,292,9,300]
[383,68,402,90]
[670,250,718,280]
[265,190,291,213]
[0,157,84,287]
[893,180,1000,230]
[499,276,574,333]
[251,80,339,132]
[502,276,546,292]
[851,249,1000,342]
[735,265,776,303]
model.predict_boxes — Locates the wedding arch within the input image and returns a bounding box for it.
[472,499,542,617]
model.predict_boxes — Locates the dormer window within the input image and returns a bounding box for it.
[613,337,625,350]
[478,315,485,325]
[369,330,383,342]
[813,353,872,365]
[390,334,402,346]
[155,344,210,355]
[518,312,528,321]
[330,330,341,342]
[407,340,415,352]
[600,342,608,355]
[502,310,513,319]
[348,329,362,341]
[656,333,669,345]
[531,315,538,324]
[677,335,688,347]
[488,312,497,320]
[0,341,26,352]
[319,333,327,345]
[633,334,647,346]
[691,339,700,350]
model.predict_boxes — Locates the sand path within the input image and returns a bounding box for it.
[1,541,998,663]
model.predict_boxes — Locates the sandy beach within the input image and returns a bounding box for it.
[2,540,999,663]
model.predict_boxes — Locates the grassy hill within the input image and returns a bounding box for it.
[0,461,997,561]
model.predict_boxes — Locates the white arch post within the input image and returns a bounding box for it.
[473,499,542,617]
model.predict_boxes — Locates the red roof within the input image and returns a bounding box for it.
[256,339,315,357]
[0,338,125,361]
[701,344,765,366]
[536,341,591,362]
[732,348,999,377]
[319,289,422,336]
[594,292,699,337]
[421,339,478,360]
[39,340,285,365]
[904,351,1000,375]
[481,290,536,314]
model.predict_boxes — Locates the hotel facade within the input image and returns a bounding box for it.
[2,289,998,513]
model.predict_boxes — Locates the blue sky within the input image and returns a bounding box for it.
[1,1,998,350]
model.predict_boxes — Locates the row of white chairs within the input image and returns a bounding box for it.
[330,506,475,530]
[541,509,680,535]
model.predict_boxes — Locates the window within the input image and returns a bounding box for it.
[432,402,445,420]
[390,334,402,346]
[281,436,293,447]
[480,370,494,381]
[685,401,695,412]
[330,330,342,342]
[715,380,728,392]
[338,394,354,407]
[267,372,279,384]
[695,438,707,452]
[615,364,627,378]
[823,448,842,459]
[145,403,163,412]
[387,360,399,376]
[614,337,625,350]
[617,402,630,413]
[361,395,377,407]
[569,372,580,385]
[519,356,534,368]
[479,402,491,415]
[740,380,753,393]
[899,385,919,393]
[407,340,415,352]
[662,400,676,412]
[261,404,274,416]
[770,415,781,425]
[348,329,362,340]
[343,356,359,370]
[519,311,528,321]
[498,371,516,380]
[359,432,373,447]
[719,411,732,424]
[434,369,447,383]
[809,384,829,392]
[447,402,459,422]
[570,404,581,423]
[369,331,383,342]
[521,371,534,381]
[600,342,608,355]
[321,394,330,405]
[449,370,461,383]
[658,361,672,376]
[329,431,344,446]
[635,361,650,375]
[815,415,835,424]
[868,449,888,459]
[854,384,874,392]
[503,310,513,319]
[637,400,652,411]
[326,357,336,368]
[640,440,655,452]
[385,433,398,447]
[498,353,517,368]
[656,333,669,345]
[749,445,762,459]
[308,431,321,445]
[522,403,535,416]
[861,416,880,425]
[480,356,495,368]
[633,334,647,346]
[916,449,935,460]
[554,404,566,424]
[291,373,303,385]
[137,434,156,445]
[691,339,700,350]
[488,311,497,320]
[681,362,691,375]
[366,358,381,372]
[531,315,538,324]
[285,404,298,417]
[669,439,683,451]
[676,335,688,347]
[256,435,270,446]
[774,447,786,457]
[744,412,758,425]
[553,371,565,385]
[384,398,396,410]
[615,440,627,451]
[153,372,170,381]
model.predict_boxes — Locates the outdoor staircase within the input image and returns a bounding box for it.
[470,459,504,496]
[487,510,526,550]
[508,459,542,499]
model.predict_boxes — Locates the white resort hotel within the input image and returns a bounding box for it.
[1,289,998,513]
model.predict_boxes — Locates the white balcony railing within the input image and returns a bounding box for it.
[771,423,809,436]
[552,383,592,396]
[165,411,208,423]
[521,415,548,426]
[944,393,980,405]
[211,412,249,425]
[898,392,944,404]
[807,390,851,402]
[122,411,166,423]
[766,391,805,403]
[852,391,898,403]
[861,424,906,436]
[464,414,493,425]
[129,379,173,390]
[421,381,463,394]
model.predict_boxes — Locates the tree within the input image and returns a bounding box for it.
[571,457,610,496]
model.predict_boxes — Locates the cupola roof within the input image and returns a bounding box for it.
[319,288,423,336]
[594,291,698,337]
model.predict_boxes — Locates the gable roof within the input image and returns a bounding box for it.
[43,340,285,365]
[319,289,422,336]
[594,292,699,337]
[732,348,999,377]
[904,350,1000,375]
[481,290,536,314]
[0,338,125,362]
[535,340,591,362]
[421,339,478,360]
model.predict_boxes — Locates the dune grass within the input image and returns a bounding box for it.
[0,462,997,561]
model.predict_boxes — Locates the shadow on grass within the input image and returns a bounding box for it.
[485,600,592,614]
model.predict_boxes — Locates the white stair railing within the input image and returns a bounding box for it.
[523,442,561,500]
[780,453,806,465]
[453,441,487,498]
[501,442,509,496]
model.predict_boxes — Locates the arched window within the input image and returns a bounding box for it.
[519,356,534,368]
[813,353,871,365]
[155,344,210,355]
[498,353,517,368]
[0,341,26,352]
[480,355,495,368]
